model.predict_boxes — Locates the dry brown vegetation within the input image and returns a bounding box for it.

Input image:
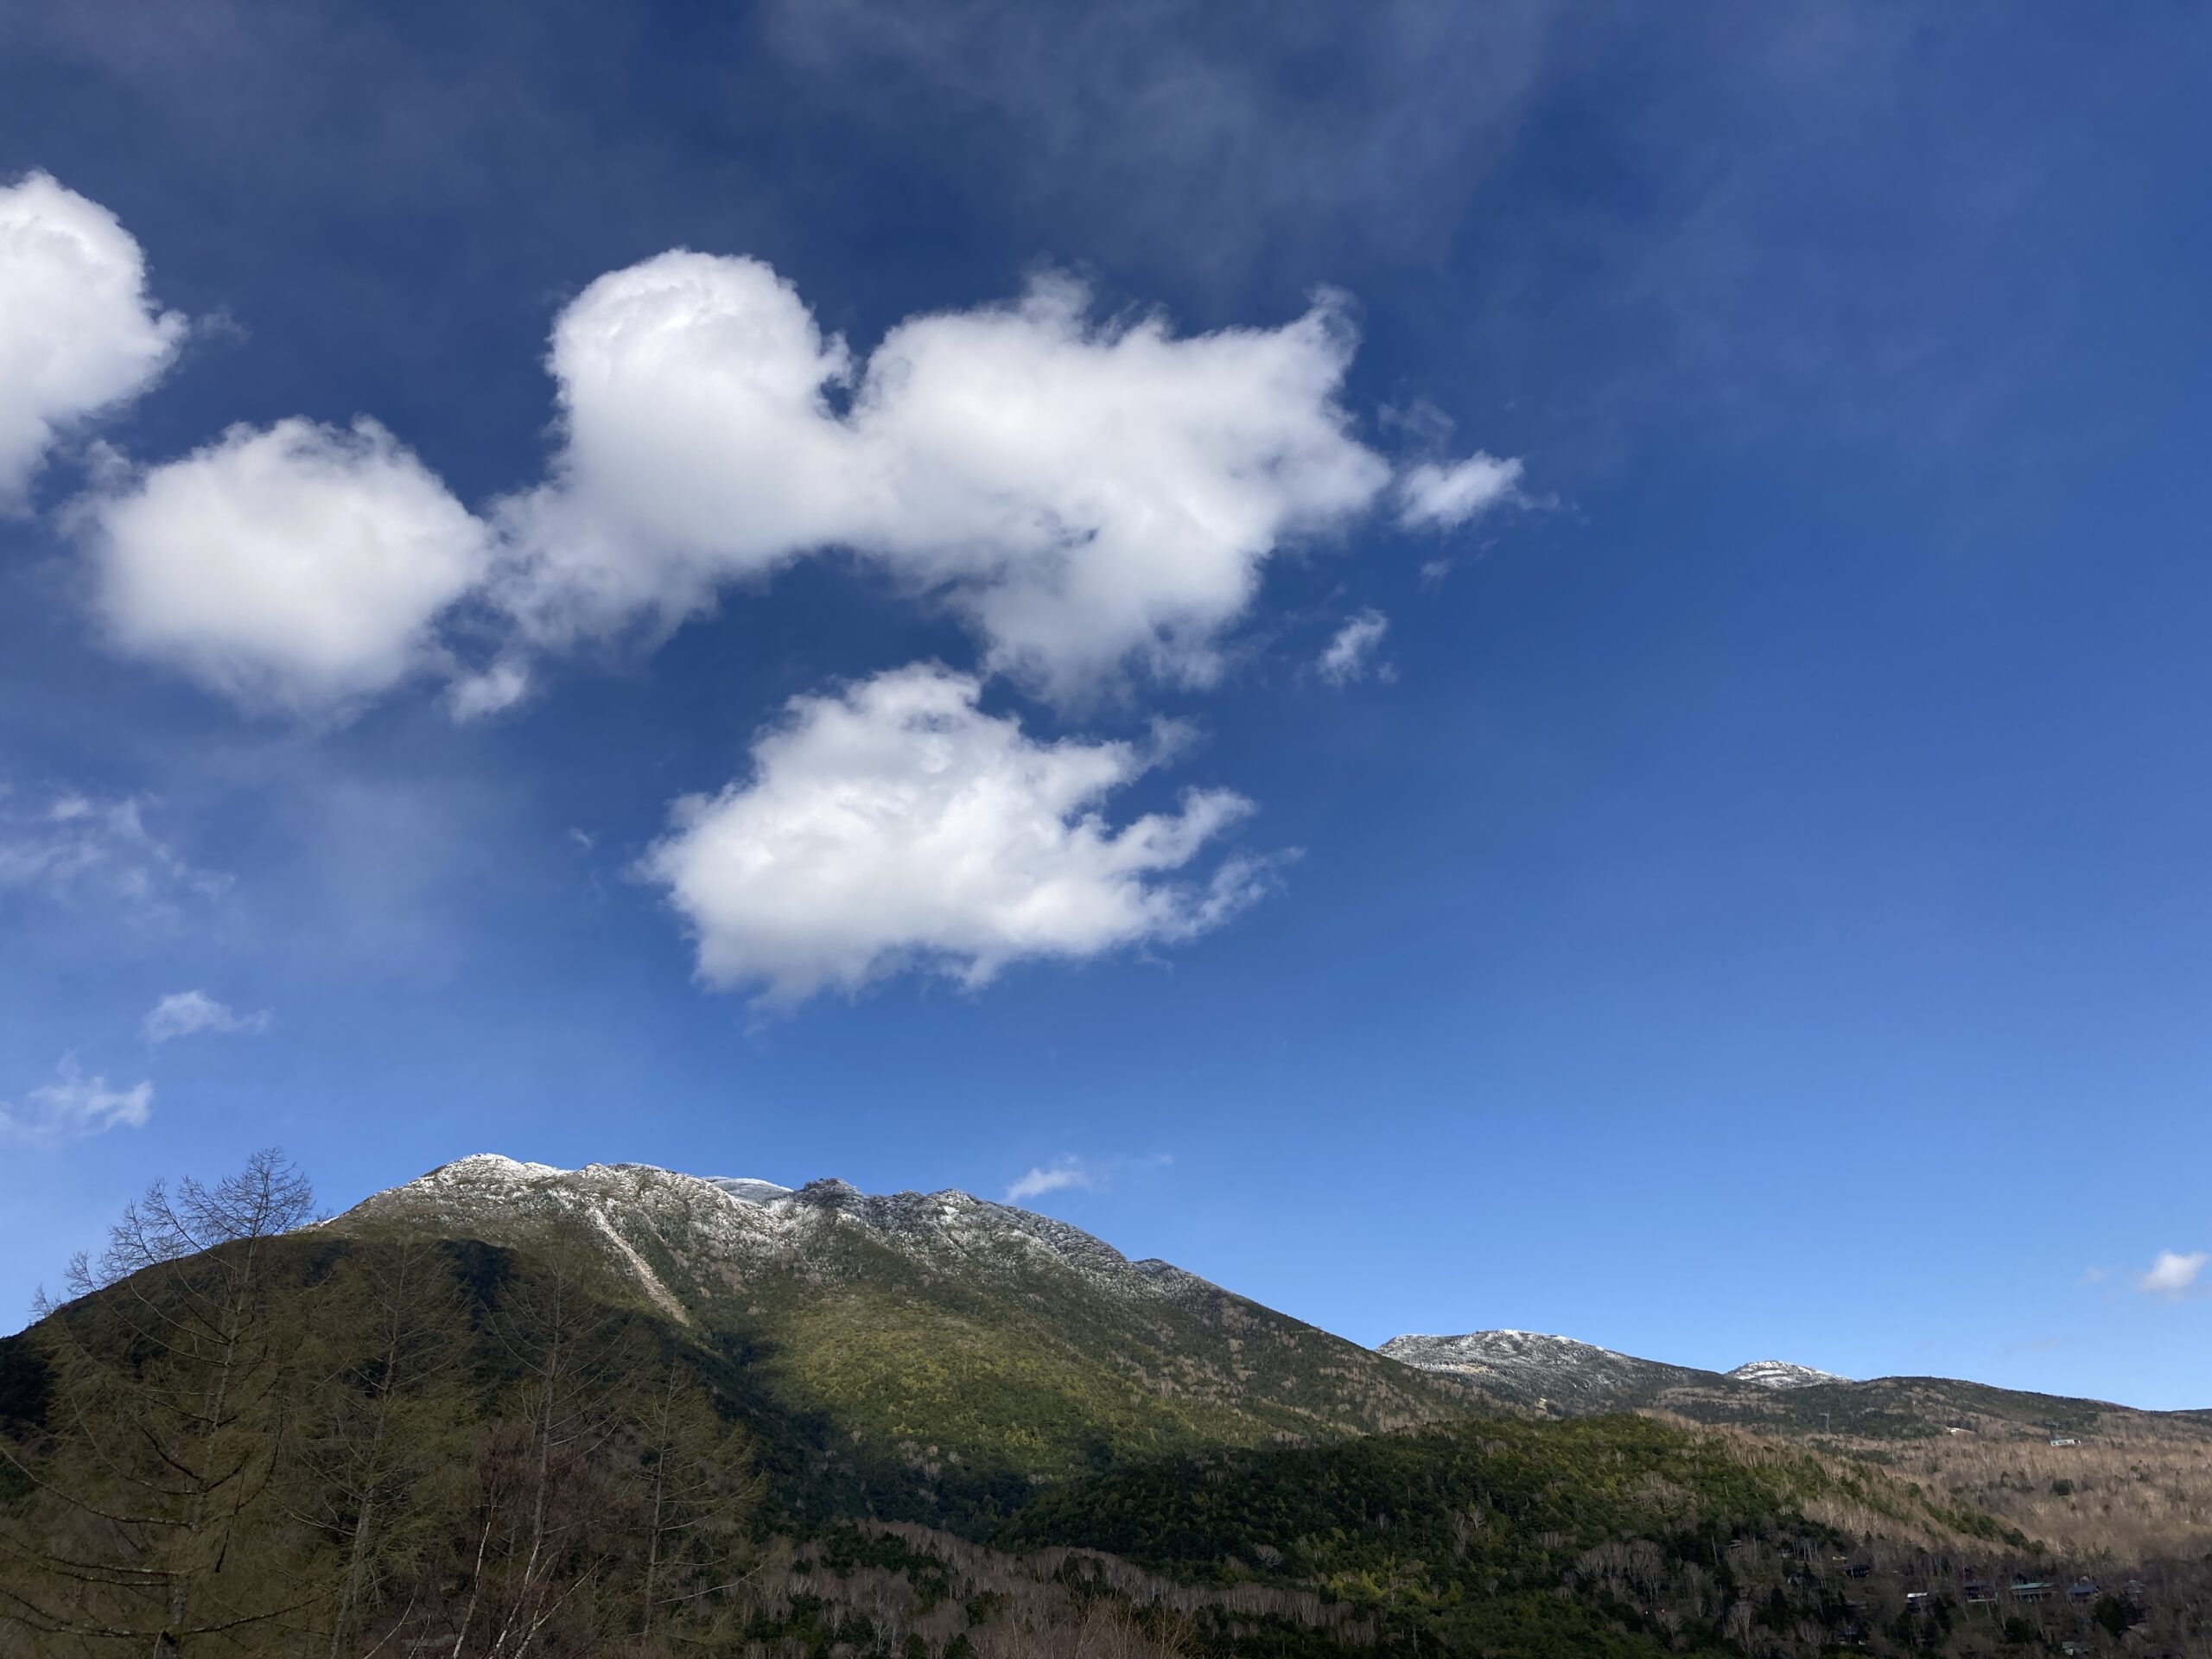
[1668,1402,2212,1560]
[1867,1421,2212,1560]
[1658,1421,1981,1552]
[742,1522,1378,1658]
[1647,1370,2212,1563]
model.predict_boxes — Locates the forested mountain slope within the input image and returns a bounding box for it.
[333,1154,1487,1514]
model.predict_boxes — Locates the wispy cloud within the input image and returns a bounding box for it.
[2137,1249,2208,1300]
[0,1057,153,1142]
[1396,453,1522,531]
[143,989,270,1045]
[1003,1151,1173,1205]
[1317,609,1391,686]
[0,786,227,922]
[1006,1157,1092,1204]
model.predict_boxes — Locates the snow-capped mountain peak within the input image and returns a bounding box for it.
[340,1155,1230,1324]
[1379,1326,1853,1412]
[1726,1359,1846,1389]
[1377,1329,1714,1412]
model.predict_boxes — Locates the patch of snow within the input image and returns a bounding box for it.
[339,1155,1221,1322]
[584,1204,690,1325]
[427,1153,567,1184]
[705,1177,793,1205]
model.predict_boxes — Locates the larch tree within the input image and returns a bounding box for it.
[0,1149,320,1657]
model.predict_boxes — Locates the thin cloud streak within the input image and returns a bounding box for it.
[143,989,271,1044]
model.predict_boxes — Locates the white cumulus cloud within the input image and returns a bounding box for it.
[0,172,186,504]
[0,1057,152,1142]
[497,258,1393,700]
[1317,608,1390,685]
[1397,451,1522,530]
[639,662,1275,1003]
[73,247,1521,719]
[143,989,270,1044]
[2138,1249,2209,1299]
[81,417,493,715]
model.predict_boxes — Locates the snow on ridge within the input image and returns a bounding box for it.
[412,1157,795,1205]
[1381,1331,1853,1397]
[423,1153,568,1183]
[397,1157,1061,1224]
[705,1176,794,1204]
[1727,1358,1846,1389]
[357,1157,1198,1309]
[1384,1329,1630,1362]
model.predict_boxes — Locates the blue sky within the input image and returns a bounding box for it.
[3,3,2210,1408]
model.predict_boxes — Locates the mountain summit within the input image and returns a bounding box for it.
[1376,1329,1721,1411]
[343,1153,1230,1323]
[1376,1328,1849,1410]
[1727,1357,1847,1389]
[334,1154,1479,1516]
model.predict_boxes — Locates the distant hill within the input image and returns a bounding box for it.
[1383,1325,2212,1563]
[1726,1358,1844,1389]
[1381,1324,2183,1439]
[1378,1328,1731,1412]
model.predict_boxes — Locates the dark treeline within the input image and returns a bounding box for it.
[0,1152,760,1658]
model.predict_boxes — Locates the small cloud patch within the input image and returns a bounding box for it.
[1006,1158,1092,1204]
[0,1057,152,1142]
[1317,609,1391,686]
[1002,1151,1173,1206]
[2138,1250,2208,1300]
[143,990,270,1045]
[1397,452,1522,531]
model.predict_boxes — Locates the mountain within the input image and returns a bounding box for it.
[1379,1331,1849,1411]
[1376,1328,1738,1412]
[360,1160,2212,1565]
[11,1147,2212,1657]
[1379,1321,2178,1440]
[1383,1325,2212,1567]
[333,1154,1485,1517]
[1727,1358,1844,1389]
